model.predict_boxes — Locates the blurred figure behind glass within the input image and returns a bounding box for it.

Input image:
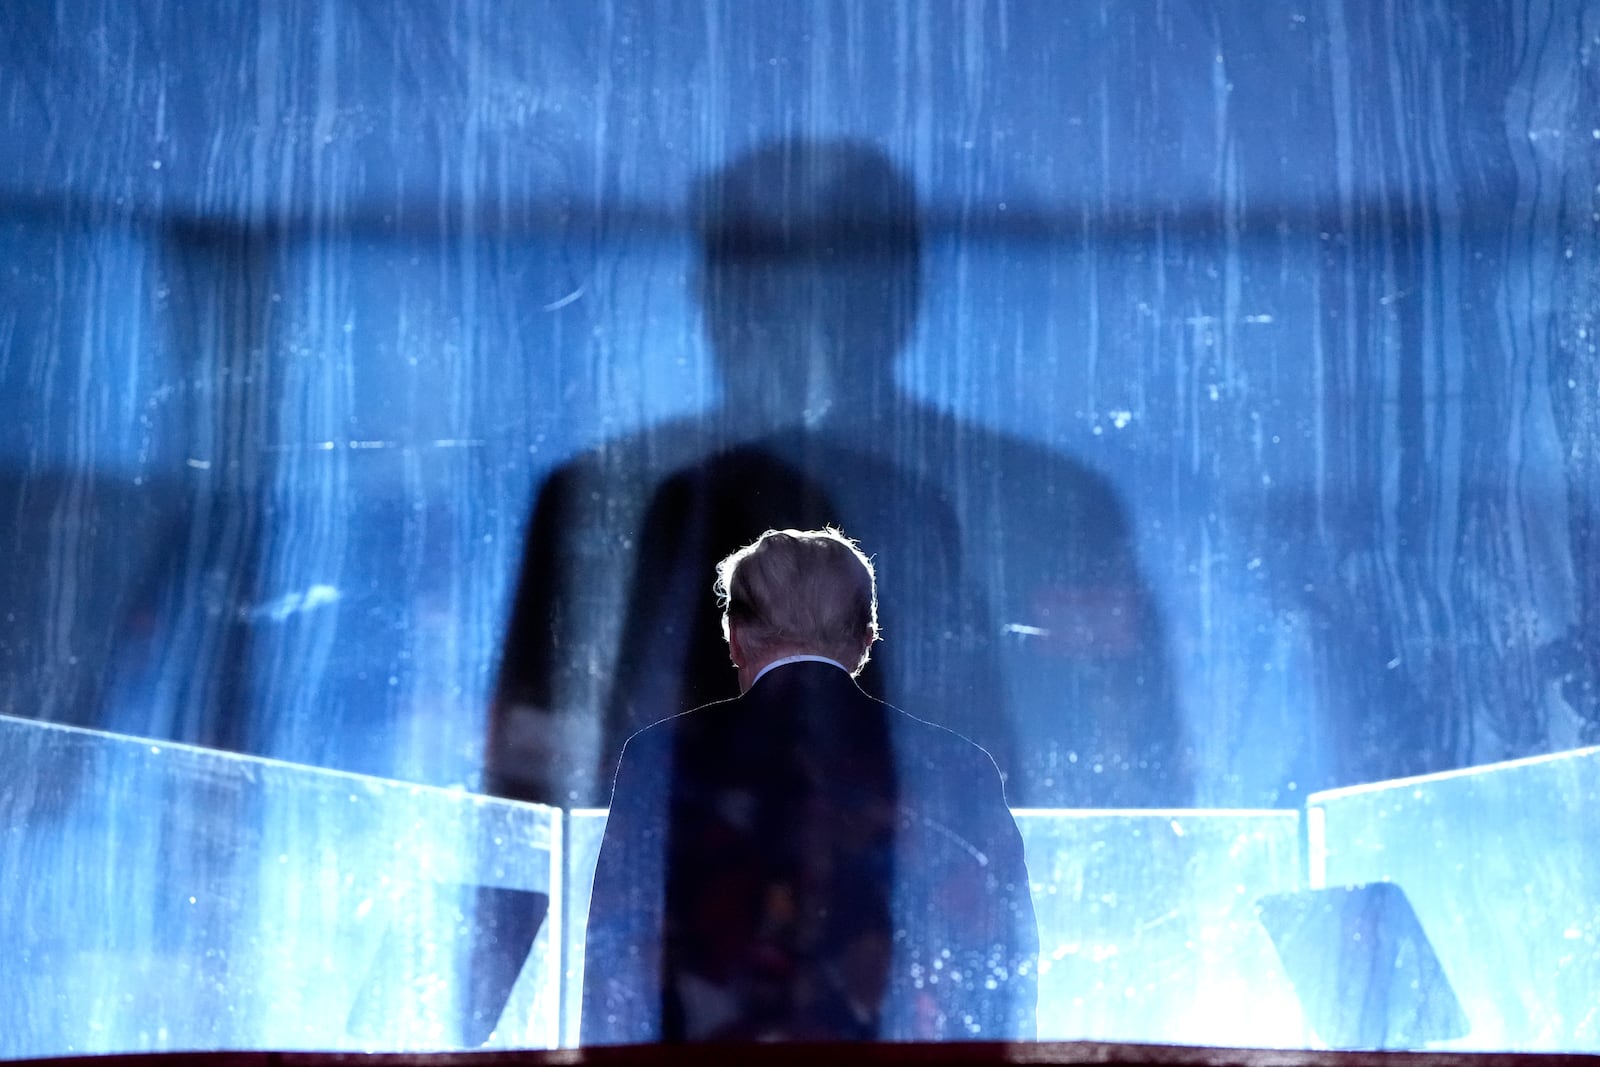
[490,137,1190,809]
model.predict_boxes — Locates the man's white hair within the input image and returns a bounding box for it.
[715,527,880,674]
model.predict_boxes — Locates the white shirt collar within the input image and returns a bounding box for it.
[751,654,851,686]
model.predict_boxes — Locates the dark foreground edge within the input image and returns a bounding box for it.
[9,1044,1600,1067]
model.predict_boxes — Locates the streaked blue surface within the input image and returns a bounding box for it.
[3,1,1596,804]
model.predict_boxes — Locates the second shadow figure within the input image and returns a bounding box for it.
[493,137,1191,809]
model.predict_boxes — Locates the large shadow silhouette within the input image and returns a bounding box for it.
[492,138,1190,809]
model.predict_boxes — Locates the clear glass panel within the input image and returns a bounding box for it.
[564,808,610,1047]
[0,714,561,1057]
[566,808,1304,1047]
[1015,810,1304,1047]
[1306,747,1600,1052]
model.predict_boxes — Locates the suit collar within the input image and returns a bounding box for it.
[750,654,852,687]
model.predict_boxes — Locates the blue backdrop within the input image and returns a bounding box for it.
[2,0,1596,808]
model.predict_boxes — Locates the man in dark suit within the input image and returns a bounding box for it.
[581,527,1038,1044]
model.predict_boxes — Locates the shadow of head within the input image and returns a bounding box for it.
[690,137,921,421]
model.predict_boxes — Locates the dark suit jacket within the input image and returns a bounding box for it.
[580,660,1038,1044]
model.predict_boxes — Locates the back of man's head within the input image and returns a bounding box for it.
[715,527,879,674]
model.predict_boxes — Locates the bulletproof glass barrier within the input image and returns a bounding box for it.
[0,714,562,1059]
[1303,746,1600,1053]
[1014,810,1305,1047]
[8,715,1599,1056]
[564,808,1307,1049]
